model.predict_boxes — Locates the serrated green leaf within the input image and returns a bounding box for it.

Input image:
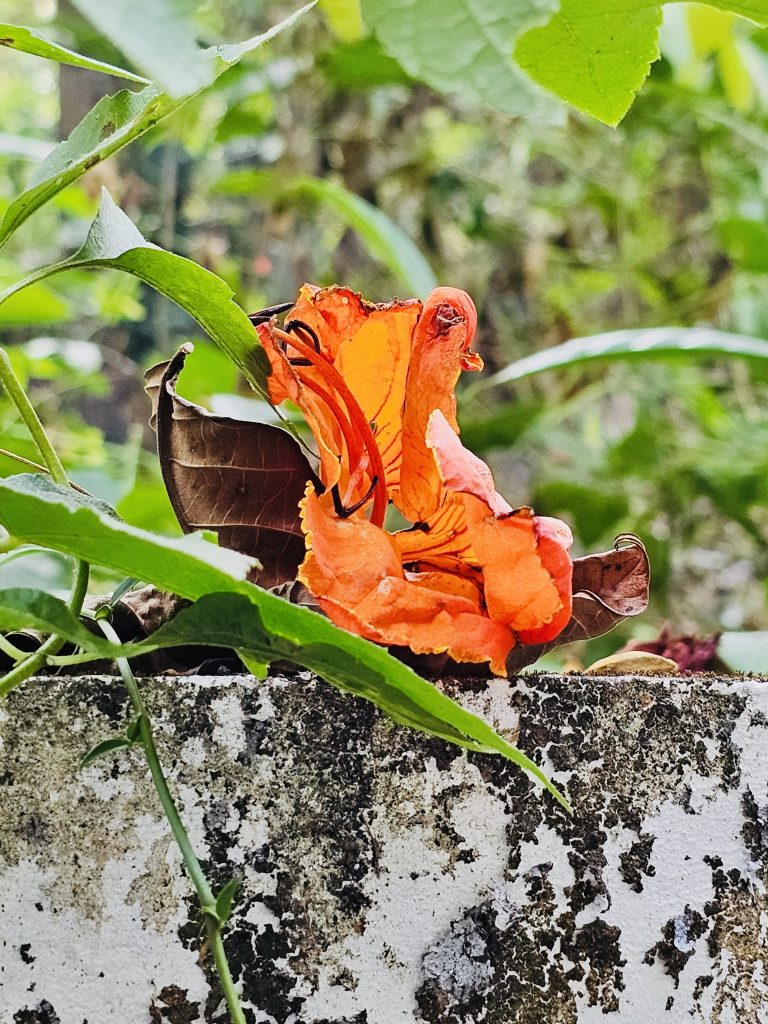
[515,0,663,126]
[0,475,569,809]
[0,4,314,248]
[80,736,133,768]
[471,326,768,395]
[0,22,149,82]
[0,190,270,395]
[215,878,240,924]
[360,0,561,120]
[215,170,436,298]
[68,0,214,98]
[514,1,768,126]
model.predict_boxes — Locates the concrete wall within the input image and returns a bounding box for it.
[1,671,767,1024]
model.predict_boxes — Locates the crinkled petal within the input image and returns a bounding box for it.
[463,497,573,637]
[299,489,515,675]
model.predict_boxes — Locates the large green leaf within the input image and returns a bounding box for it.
[0,190,271,395]
[515,1,768,126]
[360,0,561,120]
[0,23,149,82]
[0,4,314,249]
[216,170,437,298]
[0,474,568,807]
[470,326,768,395]
[68,0,214,98]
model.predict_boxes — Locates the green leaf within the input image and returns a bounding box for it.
[319,0,364,40]
[515,0,663,127]
[0,475,569,808]
[0,190,271,395]
[0,22,149,82]
[80,736,133,768]
[360,0,561,120]
[215,878,240,925]
[68,0,214,98]
[0,4,315,248]
[718,632,768,673]
[216,170,437,298]
[471,326,768,394]
[125,714,145,742]
[699,1,768,24]
[719,217,768,272]
[514,1,768,126]
[0,281,71,325]
[320,37,413,88]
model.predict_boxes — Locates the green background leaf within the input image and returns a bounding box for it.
[470,326,768,394]
[0,22,148,82]
[69,0,214,98]
[360,0,561,120]
[216,170,437,297]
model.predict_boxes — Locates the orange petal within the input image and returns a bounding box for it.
[334,302,421,491]
[395,492,475,565]
[463,497,573,637]
[396,288,483,523]
[299,489,515,675]
[516,517,573,644]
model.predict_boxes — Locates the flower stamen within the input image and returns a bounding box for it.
[273,326,388,527]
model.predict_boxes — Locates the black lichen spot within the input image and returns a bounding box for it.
[14,1001,61,1024]
[19,943,34,964]
[149,985,200,1024]
[644,907,708,985]
[619,833,656,892]
[741,788,768,869]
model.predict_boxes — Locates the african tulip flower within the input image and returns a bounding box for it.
[253,284,573,676]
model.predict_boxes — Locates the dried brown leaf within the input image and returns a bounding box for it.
[506,534,650,673]
[145,345,316,588]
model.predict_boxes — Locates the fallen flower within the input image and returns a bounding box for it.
[254,284,573,675]
[147,284,650,677]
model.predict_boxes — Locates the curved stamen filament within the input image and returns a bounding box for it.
[299,374,365,475]
[274,326,388,527]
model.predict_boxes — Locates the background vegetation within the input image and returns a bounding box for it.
[2,0,767,666]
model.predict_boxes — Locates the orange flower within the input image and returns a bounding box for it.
[254,284,573,676]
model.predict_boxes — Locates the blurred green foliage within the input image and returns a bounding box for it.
[1,0,767,662]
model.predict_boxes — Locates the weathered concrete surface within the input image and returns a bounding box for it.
[1,671,767,1024]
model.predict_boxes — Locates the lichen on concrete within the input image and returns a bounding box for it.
[1,671,767,1023]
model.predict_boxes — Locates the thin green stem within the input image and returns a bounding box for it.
[0,633,27,662]
[0,347,68,485]
[97,618,246,1024]
[0,559,90,699]
[0,350,91,698]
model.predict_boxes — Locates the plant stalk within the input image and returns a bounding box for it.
[0,347,68,486]
[0,559,90,699]
[97,618,246,1024]
[0,349,91,698]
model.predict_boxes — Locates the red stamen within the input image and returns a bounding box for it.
[274,326,388,527]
